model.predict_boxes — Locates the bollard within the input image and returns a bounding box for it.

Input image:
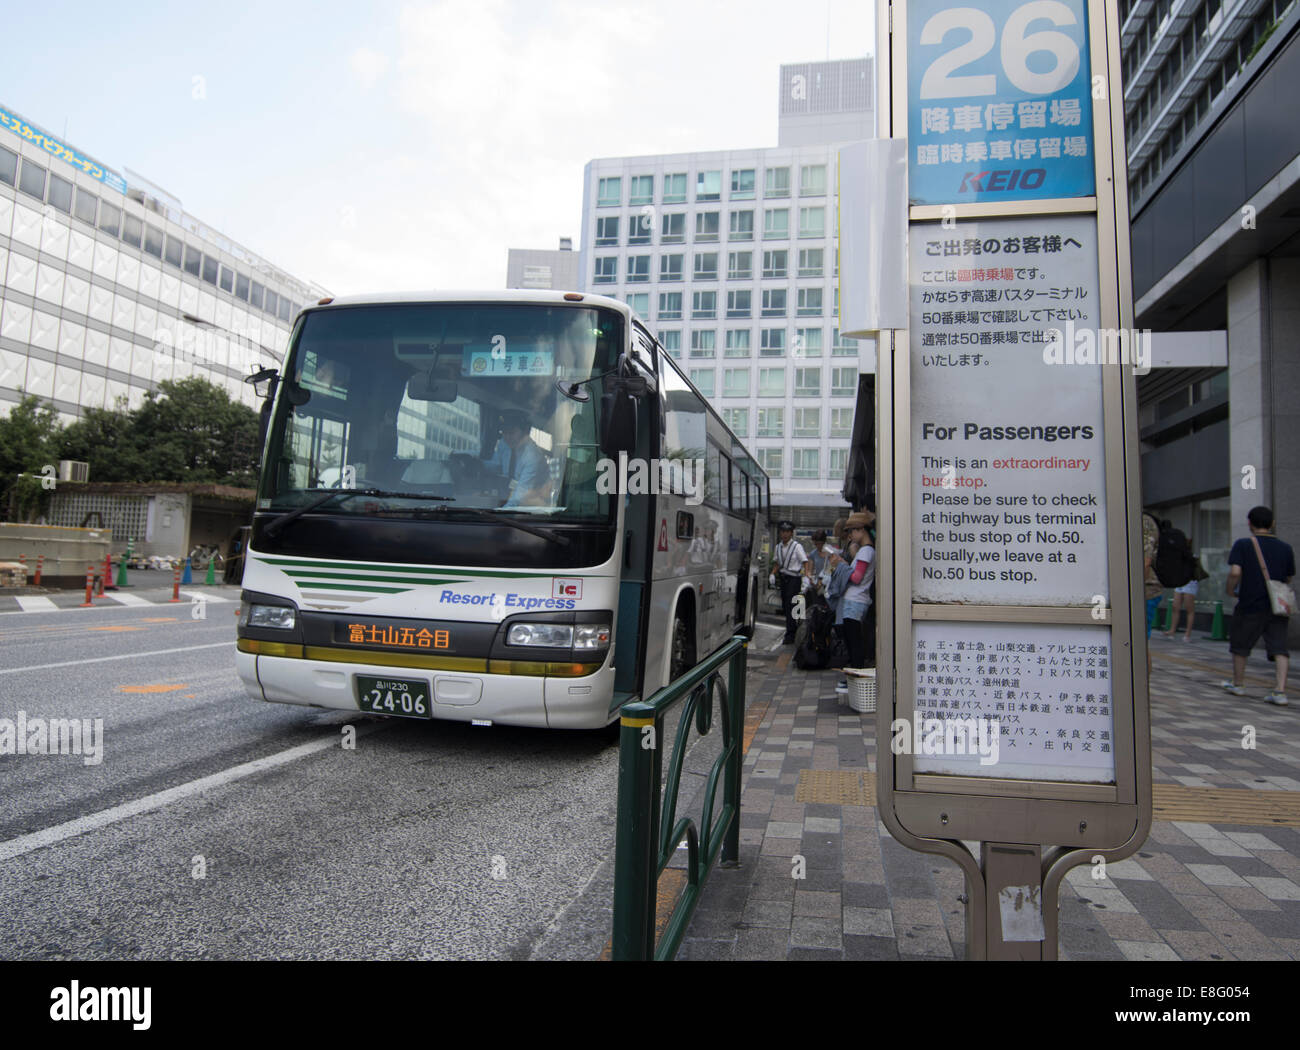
[80,566,94,607]
[182,558,193,585]
[34,555,44,587]
[205,558,216,586]
[1209,600,1228,641]
[116,551,128,588]
[169,563,182,602]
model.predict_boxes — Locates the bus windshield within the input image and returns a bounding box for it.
[260,302,622,524]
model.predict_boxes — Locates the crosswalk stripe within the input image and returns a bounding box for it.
[181,590,233,603]
[14,596,57,612]
[102,592,153,607]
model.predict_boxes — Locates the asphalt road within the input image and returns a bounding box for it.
[0,587,627,960]
[0,585,784,960]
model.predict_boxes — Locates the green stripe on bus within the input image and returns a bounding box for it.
[258,557,537,579]
[283,570,457,586]
[295,582,410,594]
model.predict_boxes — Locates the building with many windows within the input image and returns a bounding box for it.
[506,238,579,290]
[578,58,874,518]
[0,104,327,426]
[1121,0,1300,619]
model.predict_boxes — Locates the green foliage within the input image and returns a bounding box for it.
[57,402,151,485]
[2,380,261,520]
[113,378,261,487]
[0,394,62,521]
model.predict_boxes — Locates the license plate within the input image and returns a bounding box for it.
[356,676,431,719]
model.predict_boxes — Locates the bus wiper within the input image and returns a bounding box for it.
[435,504,570,546]
[263,488,453,538]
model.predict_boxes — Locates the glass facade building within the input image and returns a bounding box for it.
[1121,1,1300,625]
[0,104,327,425]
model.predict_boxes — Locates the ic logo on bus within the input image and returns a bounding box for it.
[553,578,582,599]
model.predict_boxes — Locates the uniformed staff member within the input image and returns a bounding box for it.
[771,520,811,644]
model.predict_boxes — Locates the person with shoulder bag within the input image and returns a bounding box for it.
[1221,505,1296,705]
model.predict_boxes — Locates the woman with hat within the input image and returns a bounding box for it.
[840,511,876,668]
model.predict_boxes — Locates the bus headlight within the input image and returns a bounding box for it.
[241,604,297,629]
[507,623,574,647]
[573,624,611,649]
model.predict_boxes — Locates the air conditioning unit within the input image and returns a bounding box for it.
[58,460,89,483]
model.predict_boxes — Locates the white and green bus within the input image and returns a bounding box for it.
[236,291,770,729]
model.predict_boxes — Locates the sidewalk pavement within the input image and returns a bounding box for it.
[677,625,1300,961]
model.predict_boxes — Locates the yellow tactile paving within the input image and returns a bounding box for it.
[1151,783,1300,826]
[793,770,1300,826]
[795,768,876,806]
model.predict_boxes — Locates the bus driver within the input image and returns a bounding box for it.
[483,410,551,507]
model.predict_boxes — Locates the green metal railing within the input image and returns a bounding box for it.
[611,635,747,960]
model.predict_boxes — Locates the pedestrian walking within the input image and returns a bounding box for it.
[1164,531,1204,641]
[1221,505,1295,705]
[1142,511,1163,676]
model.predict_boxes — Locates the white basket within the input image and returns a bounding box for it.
[844,669,876,713]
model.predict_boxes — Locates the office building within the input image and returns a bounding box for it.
[506,238,579,290]
[0,104,327,426]
[1124,0,1300,605]
[578,58,875,519]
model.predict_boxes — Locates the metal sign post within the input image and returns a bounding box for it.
[871,0,1151,960]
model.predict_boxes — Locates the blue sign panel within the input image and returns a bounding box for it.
[907,0,1095,205]
[0,106,128,195]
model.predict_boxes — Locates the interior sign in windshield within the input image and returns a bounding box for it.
[464,348,554,376]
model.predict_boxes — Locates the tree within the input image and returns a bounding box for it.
[0,395,62,521]
[128,378,261,486]
[57,378,261,488]
[58,403,150,484]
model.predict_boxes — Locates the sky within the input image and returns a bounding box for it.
[4,0,876,296]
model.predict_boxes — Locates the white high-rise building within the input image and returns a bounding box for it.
[578,58,875,516]
[0,103,328,424]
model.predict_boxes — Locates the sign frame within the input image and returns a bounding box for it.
[872,0,1151,957]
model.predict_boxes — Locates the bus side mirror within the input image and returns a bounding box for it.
[258,399,273,454]
[600,391,636,457]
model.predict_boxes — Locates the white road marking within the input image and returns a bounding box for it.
[0,727,382,863]
[0,641,236,675]
[181,590,233,603]
[102,592,152,607]
[14,596,57,612]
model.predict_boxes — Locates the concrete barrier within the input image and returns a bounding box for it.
[0,523,114,589]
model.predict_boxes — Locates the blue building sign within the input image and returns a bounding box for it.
[0,105,128,195]
[907,0,1095,205]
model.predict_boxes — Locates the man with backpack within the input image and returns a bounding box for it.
[1152,518,1196,590]
[1222,506,1295,705]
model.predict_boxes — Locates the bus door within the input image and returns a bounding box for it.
[612,329,658,703]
